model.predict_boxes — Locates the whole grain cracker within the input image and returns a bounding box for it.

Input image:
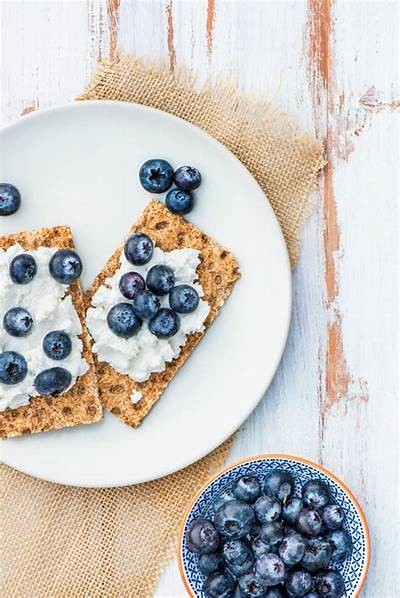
[0,225,102,439]
[86,200,240,427]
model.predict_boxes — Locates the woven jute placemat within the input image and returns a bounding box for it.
[0,56,324,597]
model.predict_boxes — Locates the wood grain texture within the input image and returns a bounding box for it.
[0,1,398,596]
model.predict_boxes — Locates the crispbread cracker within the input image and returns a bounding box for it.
[0,226,102,439]
[86,200,240,427]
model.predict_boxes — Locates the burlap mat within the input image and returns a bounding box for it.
[0,56,324,597]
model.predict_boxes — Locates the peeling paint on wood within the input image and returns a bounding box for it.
[206,0,216,60]
[20,102,37,116]
[106,0,120,61]
[166,0,176,74]
[359,85,400,112]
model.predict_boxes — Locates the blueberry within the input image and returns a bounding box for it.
[251,536,272,558]
[43,331,72,360]
[124,233,154,266]
[203,572,235,598]
[169,284,200,314]
[327,528,352,562]
[278,533,306,566]
[0,351,27,385]
[263,470,295,504]
[255,553,286,586]
[165,188,194,215]
[3,307,33,337]
[301,538,332,572]
[185,518,220,555]
[265,590,285,598]
[146,265,175,295]
[198,552,224,576]
[223,540,254,578]
[132,290,160,319]
[34,367,72,396]
[148,308,180,339]
[107,303,142,338]
[9,254,37,284]
[214,500,256,540]
[282,497,303,525]
[233,476,261,504]
[0,183,21,216]
[213,491,235,513]
[49,249,82,284]
[314,570,345,598]
[119,271,145,300]
[139,159,174,193]
[174,165,202,191]
[321,504,345,530]
[297,509,323,537]
[238,574,267,597]
[254,495,281,524]
[285,570,313,597]
[302,480,331,510]
[259,521,284,547]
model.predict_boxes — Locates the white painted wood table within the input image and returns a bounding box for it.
[1,1,398,596]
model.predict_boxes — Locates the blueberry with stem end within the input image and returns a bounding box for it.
[43,331,72,360]
[139,159,174,193]
[124,233,153,266]
[285,570,313,597]
[132,290,160,319]
[49,249,82,284]
[321,504,345,530]
[174,165,202,191]
[297,508,323,537]
[263,470,294,504]
[301,538,332,573]
[119,271,145,300]
[148,308,180,339]
[10,253,37,284]
[214,500,255,540]
[302,479,331,510]
[254,495,281,524]
[238,573,267,597]
[107,303,142,338]
[0,351,27,384]
[314,570,345,598]
[185,518,220,555]
[233,476,261,504]
[146,264,175,295]
[255,553,286,586]
[166,188,194,215]
[3,307,33,337]
[169,284,199,314]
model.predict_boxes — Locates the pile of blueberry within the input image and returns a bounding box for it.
[0,183,21,216]
[185,471,353,597]
[107,232,200,340]
[0,249,83,396]
[139,159,201,216]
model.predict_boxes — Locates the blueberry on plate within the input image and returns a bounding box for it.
[263,470,294,504]
[148,308,180,339]
[285,569,313,597]
[165,188,194,215]
[327,528,352,562]
[49,249,82,284]
[9,253,37,284]
[301,538,332,572]
[202,572,235,598]
[259,521,284,547]
[251,536,272,558]
[34,367,72,396]
[223,540,254,577]
[297,508,323,537]
[254,495,281,524]
[213,491,235,513]
[214,500,255,540]
[132,290,160,319]
[169,284,199,314]
[198,552,224,576]
[282,497,303,525]
[185,518,220,555]
[174,165,202,191]
[3,307,33,337]
[146,264,175,295]
[0,351,27,385]
[124,233,154,266]
[321,504,345,530]
[302,479,331,510]
[0,183,21,216]
[233,476,261,504]
[107,303,142,338]
[43,331,72,360]
[314,570,345,598]
[139,159,174,193]
[255,553,286,586]
[238,573,267,597]
[278,532,306,566]
[119,271,145,300]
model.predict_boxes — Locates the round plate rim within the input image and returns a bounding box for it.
[0,101,292,487]
[178,453,371,598]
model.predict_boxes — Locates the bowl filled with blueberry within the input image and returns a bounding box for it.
[179,454,370,598]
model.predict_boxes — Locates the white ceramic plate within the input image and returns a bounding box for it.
[0,101,291,487]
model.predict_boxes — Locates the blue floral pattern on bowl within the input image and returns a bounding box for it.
[180,455,369,597]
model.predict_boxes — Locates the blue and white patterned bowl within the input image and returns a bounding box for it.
[179,454,370,597]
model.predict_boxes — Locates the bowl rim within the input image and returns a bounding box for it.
[178,453,371,598]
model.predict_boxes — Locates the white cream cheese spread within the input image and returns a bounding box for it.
[86,245,210,382]
[0,244,88,411]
